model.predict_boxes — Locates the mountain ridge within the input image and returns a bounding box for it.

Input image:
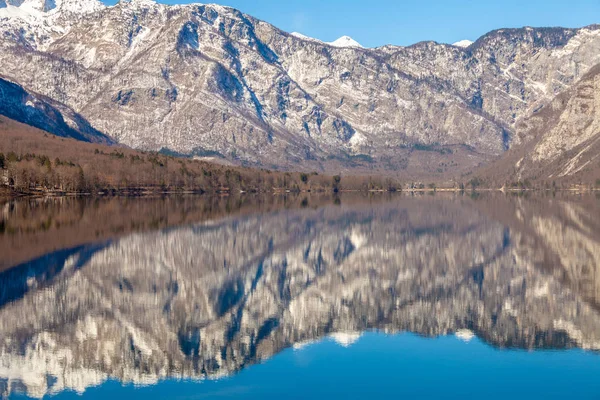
[0,1,599,180]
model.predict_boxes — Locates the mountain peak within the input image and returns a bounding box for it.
[20,0,57,12]
[452,39,473,48]
[58,0,103,14]
[0,0,103,17]
[118,0,157,8]
[329,35,363,48]
[291,32,364,49]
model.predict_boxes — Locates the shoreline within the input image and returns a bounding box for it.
[2,186,599,201]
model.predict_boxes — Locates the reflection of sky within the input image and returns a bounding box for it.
[16,333,600,400]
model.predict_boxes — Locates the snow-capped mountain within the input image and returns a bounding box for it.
[329,35,363,48]
[0,0,103,16]
[452,39,473,48]
[0,0,103,46]
[290,32,363,48]
[0,0,599,178]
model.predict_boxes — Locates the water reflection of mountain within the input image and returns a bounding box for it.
[1,194,599,398]
[0,194,342,271]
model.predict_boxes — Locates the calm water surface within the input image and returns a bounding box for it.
[0,193,599,399]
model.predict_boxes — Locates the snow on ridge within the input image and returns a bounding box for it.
[118,0,157,7]
[59,0,104,14]
[291,31,311,40]
[0,0,103,21]
[6,0,102,14]
[290,31,322,43]
[329,35,363,48]
[0,3,44,23]
[0,0,104,47]
[452,39,473,48]
[291,32,365,49]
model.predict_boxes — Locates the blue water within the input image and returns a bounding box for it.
[16,333,600,400]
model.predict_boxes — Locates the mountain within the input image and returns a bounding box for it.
[0,1,599,178]
[479,64,600,185]
[0,77,114,143]
[0,195,599,398]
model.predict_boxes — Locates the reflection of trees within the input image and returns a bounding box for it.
[0,194,341,271]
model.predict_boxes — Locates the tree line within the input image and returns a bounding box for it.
[0,148,409,195]
[5,146,595,197]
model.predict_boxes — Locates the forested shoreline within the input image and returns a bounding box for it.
[0,148,417,196]
[1,117,598,198]
[0,118,407,197]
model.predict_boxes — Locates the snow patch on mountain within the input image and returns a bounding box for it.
[452,39,473,48]
[0,2,44,22]
[290,31,322,43]
[291,32,365,49]
[329,35,363,48]
[290,32,309,39]
[0,0,102,17]
[0,0,104,47]
[118,0,157,10]
[58,0,103,14]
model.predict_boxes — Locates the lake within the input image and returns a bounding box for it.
[1,193,599,399]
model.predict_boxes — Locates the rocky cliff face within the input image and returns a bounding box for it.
[1,1,600,174]
[478,63,600,184]
[0,195,599,398]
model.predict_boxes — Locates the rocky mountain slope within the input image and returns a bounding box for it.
[0,195,599,398]
[479,64,600,184]
[0,77,114,143]
[1,0,599,175]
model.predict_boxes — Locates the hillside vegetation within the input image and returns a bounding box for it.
[0,117,408,196]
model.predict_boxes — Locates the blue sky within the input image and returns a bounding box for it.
[103,0,600,47]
